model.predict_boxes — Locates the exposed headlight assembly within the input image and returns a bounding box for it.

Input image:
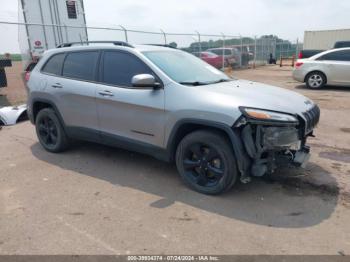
[240,107,298,123]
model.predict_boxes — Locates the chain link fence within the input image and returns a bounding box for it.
[0,21,301,70]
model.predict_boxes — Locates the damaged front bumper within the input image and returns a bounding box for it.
[241,124,310,178]
[234,105,320,181]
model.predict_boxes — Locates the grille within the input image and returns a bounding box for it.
[302,105,320,133]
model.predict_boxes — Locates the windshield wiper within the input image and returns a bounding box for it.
[209,79,232,84]
[179,81,209,86]
[180,79,233,86]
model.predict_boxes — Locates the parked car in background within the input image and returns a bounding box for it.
[293,47,350,89]
[334,41,350,49]
[0,104,28,126]
[235,46,253,66]
[22,61,38,91]
[192,51,226,69]
[207,48,240,67]
[298,41,350,59]
[298,50,324,59]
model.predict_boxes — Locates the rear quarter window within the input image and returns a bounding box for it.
[26,62,38,72]
[41,53,66,75]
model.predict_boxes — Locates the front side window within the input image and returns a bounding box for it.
[42,53,65,75]
[143,50,231,85]
[62,51,99,81]
[102,51,153,87]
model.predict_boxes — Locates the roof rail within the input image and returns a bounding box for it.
[145,44,177,49]
[57,41,134,48]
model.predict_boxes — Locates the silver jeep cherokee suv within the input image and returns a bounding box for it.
[27,41,320,195]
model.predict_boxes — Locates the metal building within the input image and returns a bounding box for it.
[303,29,350,50]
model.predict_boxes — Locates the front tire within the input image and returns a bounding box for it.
[35,108,69,153]
[306,72,326,89]
[175,130,238,195]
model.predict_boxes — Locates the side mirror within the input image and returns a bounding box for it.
[131,74,161,89]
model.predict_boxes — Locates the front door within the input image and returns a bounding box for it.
[96,50,165,147]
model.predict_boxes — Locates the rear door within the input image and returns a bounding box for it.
[95,50,165,147]
[318,50,350,85]
[49,51,100,137]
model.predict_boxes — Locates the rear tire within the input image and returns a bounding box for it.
[35,108,69,153]
[305,72,326,89]
[175,130,238,195]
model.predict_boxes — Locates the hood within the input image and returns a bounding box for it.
[200,79,315,115]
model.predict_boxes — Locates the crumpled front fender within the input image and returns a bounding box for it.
[0,104,28,126]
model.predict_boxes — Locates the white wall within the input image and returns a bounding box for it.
[304,29,350,50]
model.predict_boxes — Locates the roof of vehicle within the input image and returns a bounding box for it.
[334,41,350,48]
[207,47,237,50]
[192,51,217,55]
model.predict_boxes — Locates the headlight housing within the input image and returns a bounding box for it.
[240,107,298,124]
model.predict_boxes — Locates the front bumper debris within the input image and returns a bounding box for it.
[240,123,311,178]
[293,146,310,168]
[233,105,320,182]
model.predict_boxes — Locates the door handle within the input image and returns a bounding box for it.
[51,83,62,88]
[98,90,114,97]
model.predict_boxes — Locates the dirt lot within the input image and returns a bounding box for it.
[1,63,350,255]
[0,62,26,106]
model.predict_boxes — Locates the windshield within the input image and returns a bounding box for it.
[142,50,232,85]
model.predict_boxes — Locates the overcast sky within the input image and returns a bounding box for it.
[1,0,350,53]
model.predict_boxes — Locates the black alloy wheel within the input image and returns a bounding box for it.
[183,143,224,187]
[176,130,238,195]
[38,116,58,147]
[35,108,69,152]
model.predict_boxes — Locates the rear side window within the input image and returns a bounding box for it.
[42,53,65,75]
[102,51,153,87]
[62,51,99,81]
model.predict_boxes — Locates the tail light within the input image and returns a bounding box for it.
[295,62,304,68]
[298,52,303,59]
[24,71,31,82]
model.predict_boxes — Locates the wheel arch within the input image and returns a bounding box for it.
[304,70,328,84]
[166,119,250,177]
[31,99,66,128]
[16,110,29,124]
